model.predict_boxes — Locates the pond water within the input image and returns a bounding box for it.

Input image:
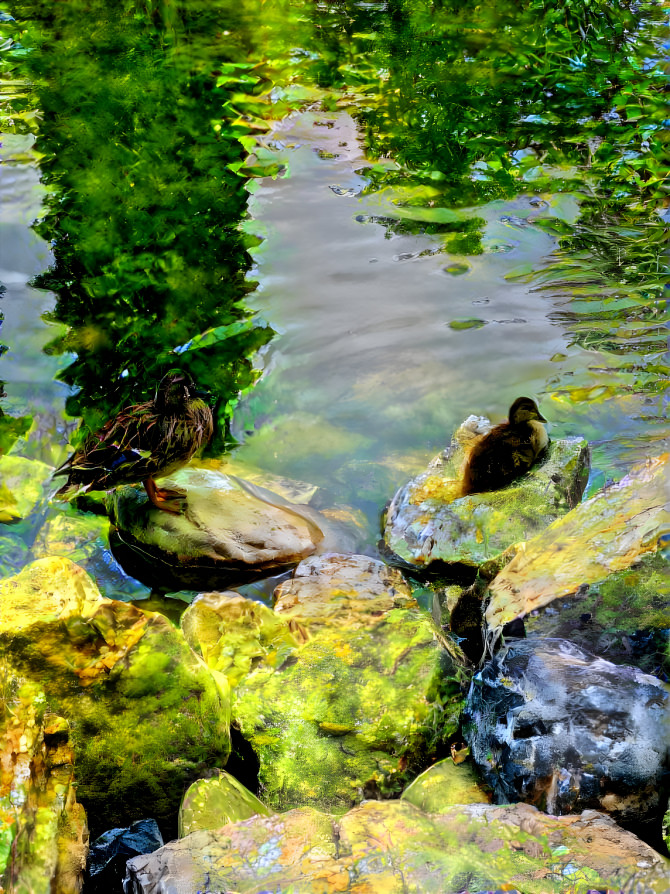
[0,0,668,573]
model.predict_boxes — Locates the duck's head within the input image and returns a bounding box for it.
[508,396,547,425]
[155,369,197,412]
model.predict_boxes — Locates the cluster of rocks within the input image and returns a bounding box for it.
[0,420,668,892]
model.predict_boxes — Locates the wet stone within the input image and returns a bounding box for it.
[464,637,670,834]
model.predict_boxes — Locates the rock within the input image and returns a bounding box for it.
[107,466,328,592]
[401,757,490,812]
[179,770,271,836]
[384,414,589,570]
[0,556,231,840]
[182,554,466,813]
[0,669,88,894]
[485,454,669,637]
[464,637,670,833]
[123,799,670,893]
[87,819,163,894]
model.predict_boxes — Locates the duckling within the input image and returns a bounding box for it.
[53,369,213,512]
[461,396,549,495]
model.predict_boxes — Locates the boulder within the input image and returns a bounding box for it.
[0,454,52,523]
[87,819,163,894]
[485,454,669,640]
[179,770,271,837]
[182,554,467,813]
[0,556,231,840]
[0,669,87,894]
[384,415,589,570]
[106,466,330,592]
[464,637,670,832]
[401,757,490,812]
[124,798,670,894]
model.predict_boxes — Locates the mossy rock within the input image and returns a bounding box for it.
[401,757,490,812]
[0,666,87,894]
[179,770,271,837]
[183,554,467,813]
[0,557,231,840]
[384,414,589,570]
[486,454,669,641]
[126,799,670,893]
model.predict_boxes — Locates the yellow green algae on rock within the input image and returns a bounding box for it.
[183,554,467,814]
[0,556,231,838]
[179,770,271,836]
[486,454,669,633]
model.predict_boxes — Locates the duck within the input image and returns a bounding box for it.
[53,369,214,512]
[461,396,549,495]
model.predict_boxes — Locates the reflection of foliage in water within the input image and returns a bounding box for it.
[326,0,669,405]
[1,0,275,450]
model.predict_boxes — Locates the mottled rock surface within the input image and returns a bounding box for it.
[0,556,231,840]
[182,554,466,813]
[179,770,271,837]
[401,756,490,812]
[0,668,88,894]
[107,466,328,591]
[384,414,589,569]
[485,454,669,635]
[465,637,670,829]
[124,798,670,894]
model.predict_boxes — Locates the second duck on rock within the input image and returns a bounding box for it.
[461,397,549,496]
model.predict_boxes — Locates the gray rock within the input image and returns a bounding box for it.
[465,637,670,832]
[384,415,589,570]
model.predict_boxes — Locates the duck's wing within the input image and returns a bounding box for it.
[54,401,160,485]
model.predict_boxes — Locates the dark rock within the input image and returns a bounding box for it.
[87,819,163,893]
[465,637,670,836]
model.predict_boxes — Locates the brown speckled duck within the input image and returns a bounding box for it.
[461,396,549,495]
[53,369,213,512]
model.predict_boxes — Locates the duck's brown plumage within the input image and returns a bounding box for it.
[53,370,213,511]
[461,396,548,496]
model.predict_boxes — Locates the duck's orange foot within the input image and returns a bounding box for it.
[144,478,187,514]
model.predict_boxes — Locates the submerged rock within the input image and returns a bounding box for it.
[384,415,589,570]
[485,454,669,638]
[124,798,670,894]
[107,466,328,591]
[0,454,52,523]
[0,669,87,894]
[179,770,271,837]
[0,556,231,840]
[182,554,466,813]
[401,757,490,812]
[465,637,670,832]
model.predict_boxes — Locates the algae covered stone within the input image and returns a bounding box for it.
[485,453,669,635]
[0,454,52,523]
[384,414,589,569]
[107,466,326,591]
[0,556,231,839]
[125,798,670,894]
[179,770,271,837]
[183,554,467,813]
